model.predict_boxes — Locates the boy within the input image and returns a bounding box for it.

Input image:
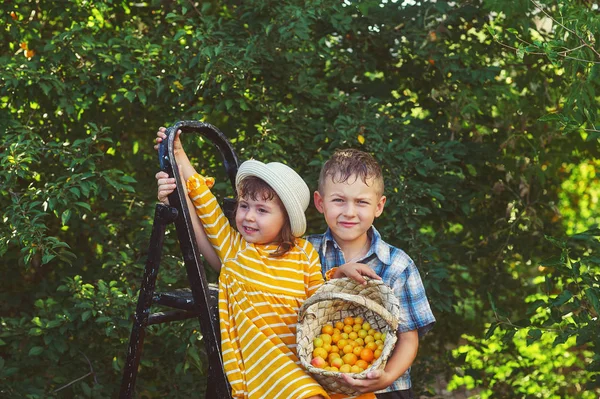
[307,148,435,399]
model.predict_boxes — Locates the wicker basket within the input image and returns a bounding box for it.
[297,277,401,396]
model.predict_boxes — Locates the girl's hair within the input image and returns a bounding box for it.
[236,176,295,257]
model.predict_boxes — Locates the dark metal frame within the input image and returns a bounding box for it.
[120,121,239,399]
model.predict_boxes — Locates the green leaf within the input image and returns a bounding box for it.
[551,290,573,307]
[526,328,542,345]
[28,328,43,336]
[28,346,44,356]
[585,288,600,315]
[75,201,92,211]
[61,209,71,226]
[81,310,92,321]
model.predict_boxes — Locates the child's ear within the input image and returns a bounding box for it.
[375,195,386,218]
[313,191,325,214]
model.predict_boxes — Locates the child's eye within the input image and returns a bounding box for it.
[239,203,248,209]
[258,208,268,213]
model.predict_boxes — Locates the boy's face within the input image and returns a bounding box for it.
[314,175,386,246]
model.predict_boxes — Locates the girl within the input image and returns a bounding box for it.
[155,128,328,399]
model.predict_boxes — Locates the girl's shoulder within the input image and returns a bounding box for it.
[292,237,318,259]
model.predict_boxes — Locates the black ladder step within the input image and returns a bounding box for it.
[148,285,219,326]
[152,284,219,311]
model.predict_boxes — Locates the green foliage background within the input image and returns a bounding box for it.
[1,0,599,398]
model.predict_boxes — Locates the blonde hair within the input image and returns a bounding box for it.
[318,149,384,196]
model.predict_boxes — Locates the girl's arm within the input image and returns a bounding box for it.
[156,171,221,272]
[155,127,221,272]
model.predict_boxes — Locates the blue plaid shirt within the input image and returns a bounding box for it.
[307,226,436,392]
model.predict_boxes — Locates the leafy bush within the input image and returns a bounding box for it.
[1,0,598,397]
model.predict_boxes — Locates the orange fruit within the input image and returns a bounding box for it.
[343,316,354,326]
[353,316,364,325]
[348,332,358,340]
[352,346,363,356]
[355,359,369,370]
[330,357,344,369]
[374,349,382,359]
[362,322,371,331]
[331,333,341,344]
[365,341,378,351]
[335,321,345,330]
[342,352,358,366]
[328,353,341,363]
[339,364,352,373]
[350,365,362,373]
[322,324,334,335]
[342,344,353,354]
[337,339,348,349]
[313,347,328,359]
[330,345,340,354]
[343,325,353,334]
[359,348,374,363]
[373,332,382,341]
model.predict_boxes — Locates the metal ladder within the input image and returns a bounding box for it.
[119,121,239,399]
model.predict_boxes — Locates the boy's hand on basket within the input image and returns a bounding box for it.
[332,263,381,285]
[337,369,392,394]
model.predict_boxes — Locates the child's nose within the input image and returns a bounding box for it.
[245,209,256,221]
[343,203,357,216]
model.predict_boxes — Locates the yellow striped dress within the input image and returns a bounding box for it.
[187,174,329,399]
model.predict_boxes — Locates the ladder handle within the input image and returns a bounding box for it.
[158,120,240,191]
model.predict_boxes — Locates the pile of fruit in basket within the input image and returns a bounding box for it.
[309,316,387,373]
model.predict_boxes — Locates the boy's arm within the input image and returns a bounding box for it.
[338,329,419,393]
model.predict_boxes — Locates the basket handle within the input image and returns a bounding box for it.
[298,291,399,332]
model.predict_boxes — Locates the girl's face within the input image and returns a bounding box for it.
[235,194,286,245]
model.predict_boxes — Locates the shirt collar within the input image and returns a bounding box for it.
[322,226,391,265]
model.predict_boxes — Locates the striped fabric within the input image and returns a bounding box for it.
[187,174,329,399]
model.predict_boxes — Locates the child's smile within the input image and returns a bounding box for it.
[314,176,386,247]
[235,196,286,245]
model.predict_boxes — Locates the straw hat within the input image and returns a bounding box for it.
[235,159,310,237]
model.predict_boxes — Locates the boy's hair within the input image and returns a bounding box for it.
[236,176,295,257]
[318,148,384,196]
